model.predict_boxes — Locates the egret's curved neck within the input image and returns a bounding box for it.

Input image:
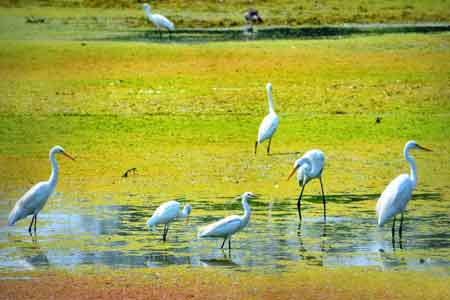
[404,146,417,189]
[180,206,190,218]
[241,198,251,225]
[144,7,152,17]
[48,151,59,186]
[267,88,275,113]
[297,158,312,177]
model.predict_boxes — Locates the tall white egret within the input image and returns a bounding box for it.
[287,150,326,221]
[8,146,75,235]
[147,200,192,241]
[376,140,431,239]
[255,83,279,154]
[142,3,175,40]
[199,192,257,249]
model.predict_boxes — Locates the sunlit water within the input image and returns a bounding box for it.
[0,191,449,275]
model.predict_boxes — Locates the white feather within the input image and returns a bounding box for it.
[376,174,413,226]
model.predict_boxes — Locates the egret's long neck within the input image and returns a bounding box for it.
[241,198,251,225]
[180,206,190,218]
[267,88,275,113]
[404,146,417,189]
[48,151,59,186]
[297,158,312,176]
[144,7,152,17]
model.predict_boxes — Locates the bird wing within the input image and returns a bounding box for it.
[199,215,242,238]
[8,181,52,225]
[151,14,175,30]
[376,174,413,226]
[147,201,180,226]
[257,113,279,143]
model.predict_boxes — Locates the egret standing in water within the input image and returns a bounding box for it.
[142,3,175,40]
[288,150,326,221]
[199,192,257,249]
[255,83,279,155]
[376,141,431,240]
[8,146,75,236]
[147,200,192,241]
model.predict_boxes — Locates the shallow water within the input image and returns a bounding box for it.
[0,191,448,275]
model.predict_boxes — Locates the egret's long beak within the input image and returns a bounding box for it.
[249,193,260,199]
[63,151,76,161]
[287,165,300,181]
[417,144,432,152]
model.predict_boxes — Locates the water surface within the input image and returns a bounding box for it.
[0,191,448,275]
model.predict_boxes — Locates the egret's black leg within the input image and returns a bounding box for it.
[391,216,396,245]
[399,213,404,239]
[254,141,258,154]
[220,238,226,249]
[162,224,167,241]
[28,215,36,236]
[319,177,327,221]
[228,238,231,250]
[159,29,162,40]
[297,184,306,221]
[267,138,272,154]
[33,214,37,233]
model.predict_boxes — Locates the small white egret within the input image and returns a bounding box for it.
[8,146,75,235]
[142,3,175,40]
[376,140,431,239]
[147,200,192,241]
[287,150,326,221]
[199,192,257,249]
[255,83,279,154]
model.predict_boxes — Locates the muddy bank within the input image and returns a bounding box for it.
[1,267,449,300]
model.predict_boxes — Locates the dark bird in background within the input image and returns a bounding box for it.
[245,9,263,25]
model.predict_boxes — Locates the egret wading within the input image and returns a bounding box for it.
[142,3,175,40]
[8,146,75,236]
[199,192,257,249]
[147,200,192,241]
[255,83,279,154]
[288,150,326,221]
[376,141,431,240]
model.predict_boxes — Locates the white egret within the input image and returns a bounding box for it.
[199,192,257,249]
[255,82,279,154]
[8,146,75,235]
[376,140,431,239]
[287,150,326,221]
[142,3,175,40]
[147,200,192,241]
